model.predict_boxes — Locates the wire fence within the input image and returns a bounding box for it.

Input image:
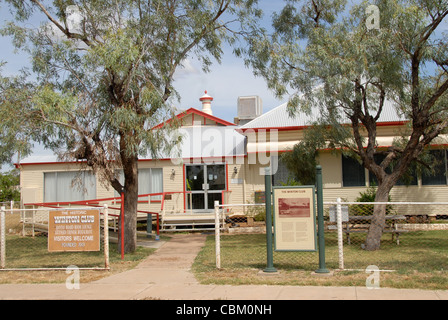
[0,201,16,210]
[212,200,448,273]
[324,200,448,271]
[0,205,111,270]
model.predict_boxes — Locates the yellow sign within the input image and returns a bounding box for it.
[273,186,317,251]
[48,209,100,252]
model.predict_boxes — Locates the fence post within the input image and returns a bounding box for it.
[263,167,277,273]
[32,206,35,238]
[1,206,5,269]
[214,201,221,269]
[120,189,125,260]
[336,198,344,270]
[103,204,110,270]
[315,165,330,274]
[146,213,152,239]
[147,195,152,239]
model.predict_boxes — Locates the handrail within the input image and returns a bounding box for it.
[23,191,186,238]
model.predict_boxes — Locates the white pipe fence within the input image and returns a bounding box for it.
[214,201,265,269]
[214,199,448,271]
[325,199,448,270]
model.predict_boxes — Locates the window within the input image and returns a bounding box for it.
[140,168,163,200]
[271,156,294,186]
[342,155,366,187]
[422,150,447,185]
[115,168,163,200]
[44,171,96,202]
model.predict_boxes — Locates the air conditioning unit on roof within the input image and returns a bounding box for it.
[237,96,262,120]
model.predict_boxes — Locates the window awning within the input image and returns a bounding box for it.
[246,135,448,154]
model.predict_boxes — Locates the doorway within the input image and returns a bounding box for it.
[185,164,226,211]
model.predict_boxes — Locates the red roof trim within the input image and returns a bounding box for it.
[17,154,247,167]
[153,108,235,129]
[15,161,79,168]
[237,125,309,133]
[237,121,409,133]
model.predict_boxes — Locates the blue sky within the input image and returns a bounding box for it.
[171,1,287,122]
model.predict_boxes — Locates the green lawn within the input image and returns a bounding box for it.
[192,231,448,290]
[0,234,156,284]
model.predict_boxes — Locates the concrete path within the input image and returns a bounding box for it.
[0,233,447,300]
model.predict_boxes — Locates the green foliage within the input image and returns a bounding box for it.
[351,185,394,216]
[246,203,266,222]
[280,142,317,185]
[0,170,20,202]
[279,177,302,186]
[0,66,37,166]
[356,185,382,203]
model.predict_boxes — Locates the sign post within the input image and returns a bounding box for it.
[121,190,125,260]
[315,165,330,274]
[263,167,277,273]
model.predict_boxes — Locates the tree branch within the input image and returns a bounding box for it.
[30,0,93,47]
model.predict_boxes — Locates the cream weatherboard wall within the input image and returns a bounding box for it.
[17,99,448,218]
[19,158,248,215]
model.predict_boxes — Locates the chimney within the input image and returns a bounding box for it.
[199,90,213,116]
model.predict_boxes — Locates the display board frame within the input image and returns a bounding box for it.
[48,209,101,252]
[273,186,317,252]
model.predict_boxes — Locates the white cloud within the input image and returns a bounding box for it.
[173,58,200,80]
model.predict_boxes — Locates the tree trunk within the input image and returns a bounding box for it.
[118,154,139,254]
[365,181,394,251]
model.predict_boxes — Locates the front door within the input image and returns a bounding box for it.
[185,164,226,211]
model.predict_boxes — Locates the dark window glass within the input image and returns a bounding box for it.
[422,150,447,185]
[342,155,366,187]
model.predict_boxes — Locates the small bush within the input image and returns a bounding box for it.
[350,186,395,216]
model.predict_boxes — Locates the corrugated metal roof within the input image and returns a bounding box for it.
[20,155,59,164]
[240,98,406,130]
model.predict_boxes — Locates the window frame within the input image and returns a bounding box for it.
[422,149,448,186]
[44,171,96,203]
[114,168,164,200]
[342,155,366,187]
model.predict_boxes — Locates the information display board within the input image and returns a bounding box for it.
[273,186,317,252]
[48,209,100,252]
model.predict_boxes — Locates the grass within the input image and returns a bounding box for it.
[0,234,157,284]
[192,231,448,290]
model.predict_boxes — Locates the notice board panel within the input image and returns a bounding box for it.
[273,186,317,252]
[48,209,100,252]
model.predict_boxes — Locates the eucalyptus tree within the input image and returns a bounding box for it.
[243,0,448,250]
[0,66,36,166]
[1,0,261,253]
